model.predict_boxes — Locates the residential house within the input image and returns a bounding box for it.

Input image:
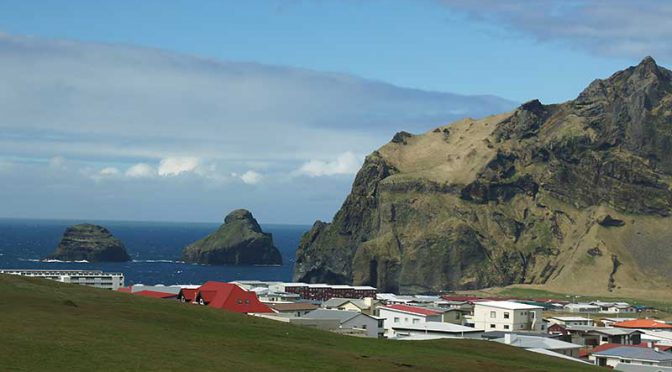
[591,346,672,368]
[391,321,483,340]
[303,309,384,338]
[268,302,319,317]
[564,325,642,346]
[322,297,378,315]
[494,333,583,358]
[592,301,637,314]
[378,304,444,337]
[564,303,601,313]
[614,319,672,331]
[548,317,594,327]
[602,317,637,327]
[472,301,544,332]
[187,281,273,314]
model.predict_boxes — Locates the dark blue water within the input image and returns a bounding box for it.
[0,218,308,285]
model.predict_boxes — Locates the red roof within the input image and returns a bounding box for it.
[384,304,443,316]
[134,290,178,299]
[178,288,198,302]
[193,281,272,313]
[117,286,133,293]
[614,319,672,329]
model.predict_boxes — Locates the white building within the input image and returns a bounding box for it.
[303,309,384,338]
[378,304,445,337]
[548,316,594,327]
[591,301,637,314]
[0,269,124,290]
[563,303,601,313]
[473,301,544,332]
[391,321,483,340]
[495,333,583,358]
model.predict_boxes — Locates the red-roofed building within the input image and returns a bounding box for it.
[134,290,178,299]
[190,281,272,314]
[614,319,672,330]
[383,304,443,316]
[177,288,198,303]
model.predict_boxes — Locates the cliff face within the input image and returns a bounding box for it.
[47,224,130,262]
[294,57,672,296]
[182,209,282,265]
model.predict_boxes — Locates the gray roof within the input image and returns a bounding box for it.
[566,325,641,336]
[594,346,672,362]
[482,331,560,340]
[613,363,672,372]
[494,334,582,351]
[322,298,367,309]
[303,309,365,324]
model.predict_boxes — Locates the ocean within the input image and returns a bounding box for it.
[0,218,309,285]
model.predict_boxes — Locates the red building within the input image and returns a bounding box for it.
[277,283,377,301]
[184,281,273,314]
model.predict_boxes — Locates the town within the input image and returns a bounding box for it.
[4,269,672,371]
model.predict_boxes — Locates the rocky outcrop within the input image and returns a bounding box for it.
[47,224,130,262]
[294,57,672,295]
[182,209,282,265]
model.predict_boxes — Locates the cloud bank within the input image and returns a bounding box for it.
[436,0,672,59]
[0,33,516,223]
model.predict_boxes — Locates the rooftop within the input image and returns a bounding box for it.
[382,304,444,316]
[475,301,543,310]
[549,317,593,322]
[614,319,672,329]
[495,334,582,351]
[593,346,672,362]
[391,321,482,334]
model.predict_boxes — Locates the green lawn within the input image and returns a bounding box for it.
[0,275,598,371]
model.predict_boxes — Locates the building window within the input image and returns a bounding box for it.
[490,311,496,318]
[362,325,367,329]
[394,317,400,323]
[412,319,419,324]
[504,312,510,319]
[490,324,496,329]
[504,325,509,330]
[520,324,525,329]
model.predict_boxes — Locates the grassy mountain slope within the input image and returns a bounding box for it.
[294,57,672,298]
[0,275,595,371]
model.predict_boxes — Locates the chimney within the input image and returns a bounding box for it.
[504,333,514,344]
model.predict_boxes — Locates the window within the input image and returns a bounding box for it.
[504,325,510,330]
[362,325,367,329]
[490,324,496,329]
[237,299,243,304]
[520,324,525,329]
[530,312,535,318]
[490,311,496,318]
[394,317,400,323]
[245,299,250,304]
[412,319,419,325]
[504,312,510,319]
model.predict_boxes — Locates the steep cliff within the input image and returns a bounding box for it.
[294,57,672,296]
[182,209,282,265]
[47,224,130,262]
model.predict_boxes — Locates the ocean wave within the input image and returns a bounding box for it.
[19,258,90,263]
[132,259,185,264]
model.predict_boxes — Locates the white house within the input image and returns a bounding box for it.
[563,303,601,313]
[378,304,444,337]
[591,301,636,314]
[548,316,594,327]
[473,301,544,332]
[391,321,483,340]
[495,333,583,358]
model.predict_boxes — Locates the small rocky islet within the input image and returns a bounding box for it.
[182,209,282,265]
[47,224,130,262]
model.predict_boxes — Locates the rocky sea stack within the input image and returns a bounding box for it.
[294,57,672,297]
[47,224,130,262]
[182,209,282,265]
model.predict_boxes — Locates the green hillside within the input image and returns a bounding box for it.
[0,275,597,371]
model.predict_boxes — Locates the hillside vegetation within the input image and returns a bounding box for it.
[0,275,596,371]
[295,57,672,298]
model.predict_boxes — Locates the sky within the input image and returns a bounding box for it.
[0,0,670,224]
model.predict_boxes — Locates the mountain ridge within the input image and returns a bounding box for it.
[294,57,672,297]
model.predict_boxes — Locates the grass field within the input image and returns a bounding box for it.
[0,275,599,371]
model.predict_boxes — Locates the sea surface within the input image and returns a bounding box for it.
[0,218,309,285]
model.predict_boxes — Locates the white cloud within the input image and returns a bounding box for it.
[99,167,120,176]
[435,0,672,59]
[297,152,363,177]
[158,157,200,177]
[125,163,155,178]
[239,170,263,185]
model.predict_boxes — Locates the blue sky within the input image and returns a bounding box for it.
[0,0,669,224]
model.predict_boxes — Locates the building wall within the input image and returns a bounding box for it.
[473,305,543,332]
[441,311,463,325]
[378,309,442,337]
[342,315,384,338]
